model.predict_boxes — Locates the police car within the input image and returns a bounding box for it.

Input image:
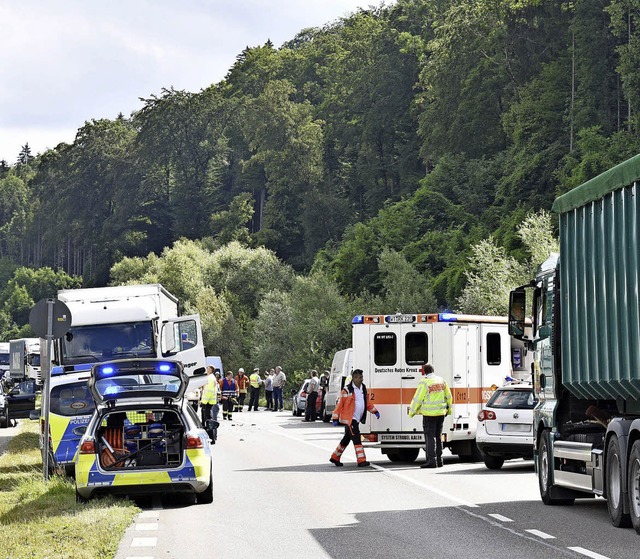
[475,381,537,469]
[74,359,213,503]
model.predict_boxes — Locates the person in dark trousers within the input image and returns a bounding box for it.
[408,363,452,468]
[248,367,262,411]
[221,371,238,421]
[303,370,320,422]
[329,369,380,467]
[264,369,274,410]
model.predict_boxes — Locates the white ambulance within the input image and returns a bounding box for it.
[352,312,530,462]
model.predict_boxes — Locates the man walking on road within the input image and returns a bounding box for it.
[330,369,380,467]
[272,366,286,411]
[408,363,452,468]
[303,370,320,422]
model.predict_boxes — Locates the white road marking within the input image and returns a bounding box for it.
[138,511,159,519]
[525,529,555,539]
[131,537,157,547]
[488,513,513,522]
[267,426,479,508]
[567,547,610,559]
[135,523,159,531]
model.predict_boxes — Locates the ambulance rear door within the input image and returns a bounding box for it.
[479,323,511,401]
[399,323,430,433]
[450,323,480,436]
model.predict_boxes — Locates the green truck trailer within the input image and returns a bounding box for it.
[509,153,640,533]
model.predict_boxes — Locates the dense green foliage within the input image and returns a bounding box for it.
[1,0,637,371]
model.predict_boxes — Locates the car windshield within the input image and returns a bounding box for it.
[0,352,9,366]
[61,322,154,364]
[486,388,537,409]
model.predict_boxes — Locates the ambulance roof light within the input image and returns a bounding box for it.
[352,315,364,324]
[438,313,457,322]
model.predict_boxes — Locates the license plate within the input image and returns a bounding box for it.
[501,424,530,432]
[379,433,424,442]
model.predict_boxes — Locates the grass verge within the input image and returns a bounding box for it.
[0,421,139,559]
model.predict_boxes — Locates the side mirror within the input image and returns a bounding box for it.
[509,289,527,339]
[29,409,41,421]
[290,389,297,396]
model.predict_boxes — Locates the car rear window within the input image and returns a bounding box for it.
[486,389,536,409]
[50,381,95,417]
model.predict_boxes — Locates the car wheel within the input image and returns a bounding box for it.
[628,440,640,535]
[0,415,8,429]
[196,469,214,504]
[538,430,574,506]
[483,454,504,470]
[75,489,89,504]
[607,435,631,527]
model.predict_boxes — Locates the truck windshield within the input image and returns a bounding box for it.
[0,352,9,366]
[61,322,155,365]
[29,354,40,367]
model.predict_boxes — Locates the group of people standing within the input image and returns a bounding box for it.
[193,365,288,425]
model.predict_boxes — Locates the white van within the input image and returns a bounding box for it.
[322,348,353,422]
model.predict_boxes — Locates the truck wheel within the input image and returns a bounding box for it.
[483,455,504,470]
[538,430,574,505]
[606,435,631,527]
[628,440,640,534]
[386,452,401,463]
[0,415,8,429]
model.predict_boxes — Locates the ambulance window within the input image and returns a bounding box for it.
[405,332,428,365]
[486,333,501,365]
[374,333,397,366]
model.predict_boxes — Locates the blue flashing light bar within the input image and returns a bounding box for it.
[158,363,172,372]
[101,366,115,375]
[438,313,458,322]
[352,315,364,324]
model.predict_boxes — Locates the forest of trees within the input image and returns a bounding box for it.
[0,0,638,374]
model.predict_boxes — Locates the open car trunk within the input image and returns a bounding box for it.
[97,409,185,470]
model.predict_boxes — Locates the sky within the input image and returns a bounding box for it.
[0,0,390,164]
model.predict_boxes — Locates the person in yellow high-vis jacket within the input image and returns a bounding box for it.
[409,363,452,468]
[248,368,262,411]
[200,366,220,424]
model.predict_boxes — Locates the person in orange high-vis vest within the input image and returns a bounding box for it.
[330,369,380,467]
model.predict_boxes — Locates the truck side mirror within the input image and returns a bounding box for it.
[509,289,527,339]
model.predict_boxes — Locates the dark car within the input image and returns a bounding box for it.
[0,378,37,428]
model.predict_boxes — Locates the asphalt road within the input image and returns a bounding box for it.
[114,410,640,559]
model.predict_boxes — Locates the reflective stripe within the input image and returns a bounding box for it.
[409,375,452,417]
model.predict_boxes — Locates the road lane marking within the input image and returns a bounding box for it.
[525,529,555,539]
[131,538,157,547]
[135,523,158,531]
[488,513,513,522]
[270,426,479,507]
[138,511,159,519]
[567,547,610,559]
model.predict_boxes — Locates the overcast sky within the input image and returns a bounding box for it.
[0,0,390,164]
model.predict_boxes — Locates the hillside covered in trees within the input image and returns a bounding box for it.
[1,0,639,371]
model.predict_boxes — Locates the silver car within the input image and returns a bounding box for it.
[476,383,537,469]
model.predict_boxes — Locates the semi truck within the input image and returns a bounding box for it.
[9,338,41,383]
[53,284,206,381]
[353,312,530,462]
[509,153,640,533]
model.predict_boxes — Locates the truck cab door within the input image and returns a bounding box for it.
[161,315,206,378]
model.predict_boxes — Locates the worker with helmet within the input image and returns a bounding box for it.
[235,368,249,412]
[329,369,380,467]
[409,363,452,468]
